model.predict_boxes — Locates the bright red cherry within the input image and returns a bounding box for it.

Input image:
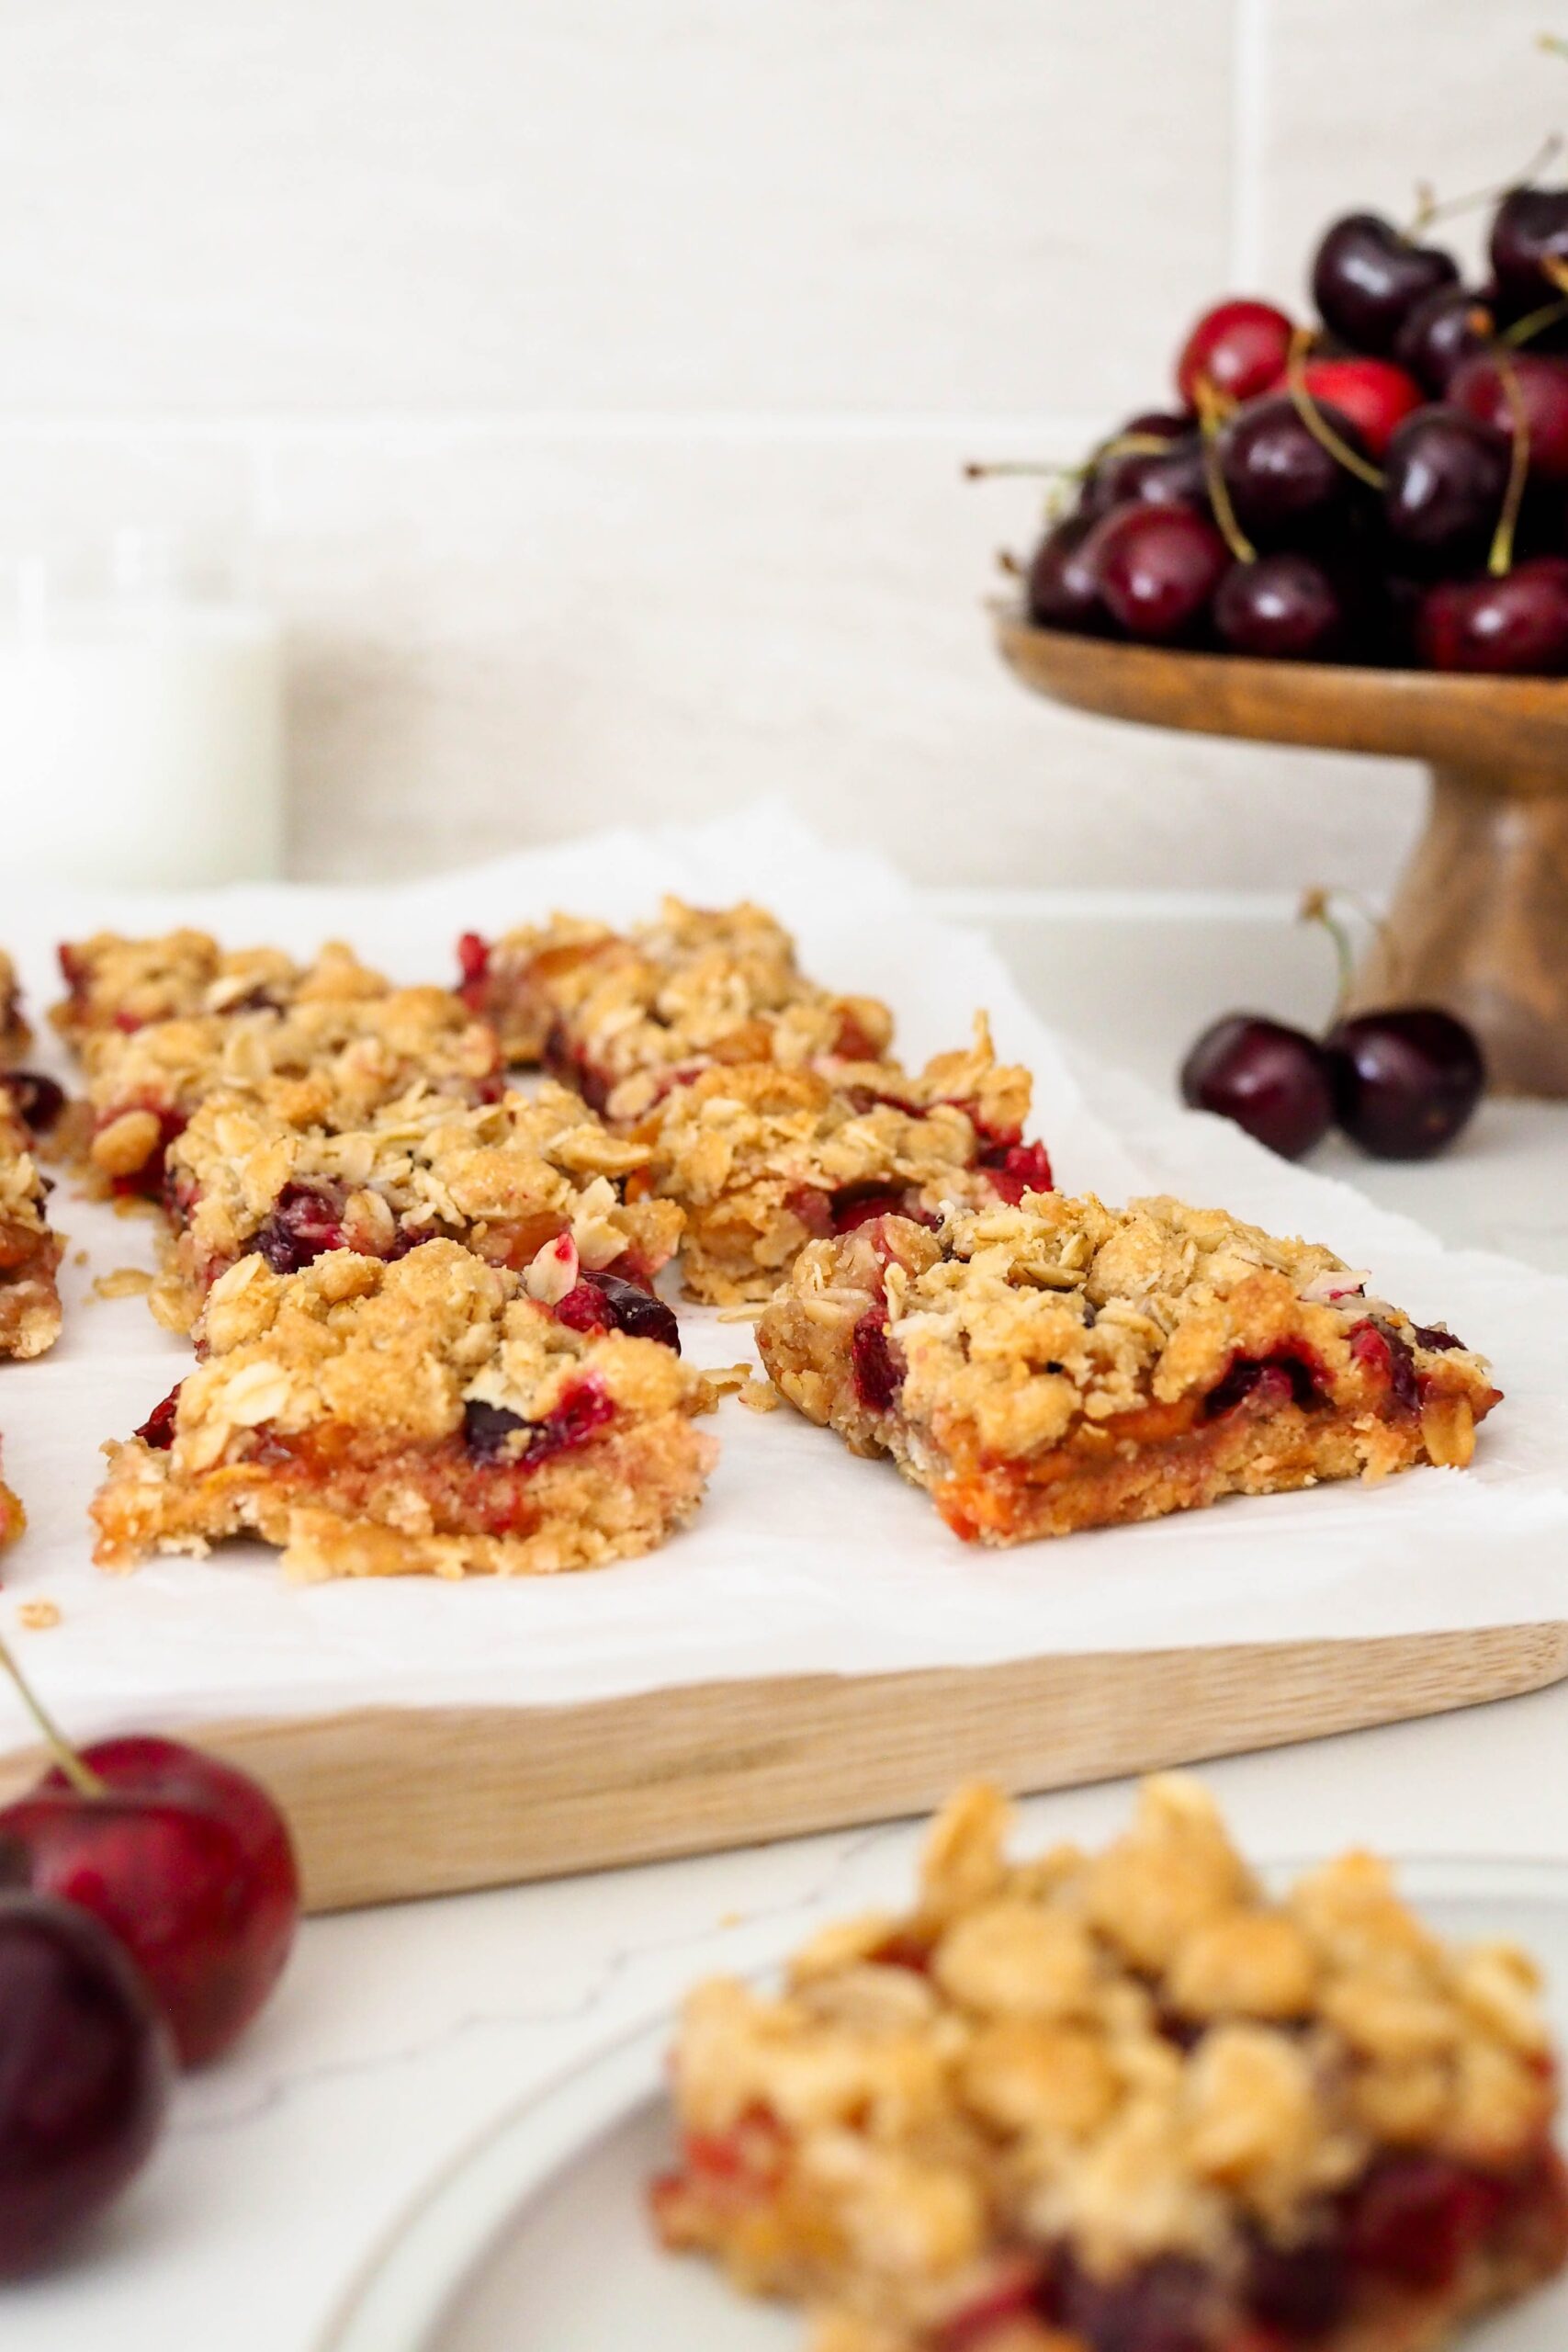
[1418,558,1568,674]
[1176,299,1294,409]
[0,1736,300,2068]
[1179,1015,1335,1159]
[1084,503,1230,644]
[1298,357,1423,458]
[1450,349,1568,481]
[0,1893,171,2277]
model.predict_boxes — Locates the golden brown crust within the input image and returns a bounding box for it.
[0,1102,62,1360]
[756,1194,1500,1544]
[152,1079,684,1332]
[0,1442,23,1549]
[91,1239,716,1579]
[654,1778,1568,2348]
[0,950,31,1064]
[52,931,389,1048]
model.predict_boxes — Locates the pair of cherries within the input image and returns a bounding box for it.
[0,1657,299,2277]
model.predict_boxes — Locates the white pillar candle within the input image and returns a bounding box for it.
[0,551,285,889]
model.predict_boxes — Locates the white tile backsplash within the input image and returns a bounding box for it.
[0,2,1538,889]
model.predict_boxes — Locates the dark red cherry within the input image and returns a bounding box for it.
[1026,513,1109,634]
[850,1306,904,1414]
[254,1182,346,1274]
[1382,409,1510,569]
[1491,186,1568,315]
[1219,395,1368,546]
[0,1071,67,1136]
[0,1736,300,2069]
[1394,286,1495,395]
[552,1268,681,1351]
[1176,299,1294,408]
[1080,430,1208,522]
[1298,357,1423,458]
[1325,1008,1484,1158]
[1418,556,1568,673]
[1179,1015,1334,1159]
[1347,2154,1505,2290]
[1213,552,1348,662]
[1313,212,1459,355]
[0,1893,171,2276]
[1450,349,1568,480]
[1084,503,1229,644]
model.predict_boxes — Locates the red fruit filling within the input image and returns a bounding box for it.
[830,1183,942,1235]
[135,1385,184,1451]
[1349,1317,1418,1412]
[1413,1323,1466,1353]
[99,1103,188,1198]
[459,1383,615,1467]
[552,1269,681,1352]
[982,1138,1055,1204]
[456,930,491,1011]
[1203,1351,1325,1419]
[1344,2154,1507,2291]
[851,1306,905,1413]
[254,1182,348,1275]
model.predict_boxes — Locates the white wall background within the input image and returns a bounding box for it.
[2,1,1562,888]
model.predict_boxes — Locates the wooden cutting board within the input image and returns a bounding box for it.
[1,1621,1558,1913]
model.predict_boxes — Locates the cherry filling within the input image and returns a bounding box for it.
[1343,2154,1508,2290]
[102,1103,188,1198]
[0,1071,66,1136]
[1413,1323,1467,1353]
[552,1269,681,1352]
[1244,2234,1349,2336]
[829,1183,941,1235]
[1349,1317,1419,1413]
[1053,2251,1212,2352]
[851,1305,906,1413]
[135,1385,184,1451]
[456,930,491,1012]
[980,1138,1055,1204]
[460,1382,615,1468]
[1203,1351,1325,1419]
[254,1182,348,1275]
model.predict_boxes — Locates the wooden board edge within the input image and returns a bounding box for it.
[3,1622,1562,1913]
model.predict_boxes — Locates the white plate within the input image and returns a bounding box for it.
[318,1859,1568,2352]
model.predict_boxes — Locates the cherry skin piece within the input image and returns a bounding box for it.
[1394,284,1494,396]
[0,1736,300,2069]
[1491,185,1568,316]
[1179,1016,1335,1159]
[1450,349,1568,481]
[1381,409,1509,569]
[1176,298,1293,408]
[1026,514,1108,634]
[1083,503,1229,644]
[1213,552,1347,662]
[1419,557,1568,674]
[1298,357,1423,458]
[1325,1008,1485,1159]
[1312,212,1459,355]
[1219,395,1367,547]
[0,1893,172,2278]
[0,1071,68,1136]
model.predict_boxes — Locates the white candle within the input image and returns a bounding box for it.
[0,551,284,889]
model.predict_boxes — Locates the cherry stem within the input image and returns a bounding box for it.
[1406,131,1563,236]
[1488,350,1532,577]
[0,1628,104,1798]
[963,460,1068,480]
[995,548,1024,578]
[1298,888,1357,1017]
[1193,380,1256,563]
[1501,290,1568,347]
[1284,326,1386,489]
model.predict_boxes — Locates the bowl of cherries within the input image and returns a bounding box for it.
[984,164,1568,1098]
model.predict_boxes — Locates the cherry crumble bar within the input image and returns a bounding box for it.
[0,950,30,1064]
[636,1021,1054,1305]
[51,929,389,1049]
[150,1078,685,1334]
[756,1193,1499,1546]
[0,1100,63,1362]
[653,1776,1568,2352]
[457,898,894,1119]
[92,1238,716,1581]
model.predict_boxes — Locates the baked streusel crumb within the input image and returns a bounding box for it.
[637,1021,1052,1305]
[756,1193,1500,1544]
[457,899,892,1118]
[653,1776,1568,2351]
[0,1102,63,1360]
[92,1238,716,1580]
[52,930,389,1048]
[0,1439,22,1549]
[80,989,504,1198]
[152,1079,684,1332]
[0,951,31,1063]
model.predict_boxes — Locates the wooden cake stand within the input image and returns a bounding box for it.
[996,614,1568,1097]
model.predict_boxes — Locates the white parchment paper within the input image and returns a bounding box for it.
[0,805,1562,1745]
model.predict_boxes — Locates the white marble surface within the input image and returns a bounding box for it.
[10,899,1568,2351]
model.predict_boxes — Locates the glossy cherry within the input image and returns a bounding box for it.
[1418,556,1568,674]
[1312,212,1459,355]
[1026,513,1108,634]
[0,1735,300,2069]
[1297,356,1423,458]
[1175,298,1293,408]
[1213,551,1348,661]
[0,1893,171,2277]
[1179,1015,1335,1159]
[1079,428,1208,521]
[1325,1008,1485,1159]
[1083,503,1230,644]
[1219,395,1367,546]
[1490,185,1568,316]
[1393,284,1495,395]
[1381,409,1509,569]
[1450,348,1568,480]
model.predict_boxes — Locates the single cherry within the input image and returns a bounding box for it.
[1450,349,1568,480]
[1026,513,1109,634]
[1490,186,1568,317]
[1393,286,1494,395]
[0,1893,171,2277]
[1297,357,1423,458]
[1176,298,1294,408]
[1213,552,1348,662]
[1179,1015,1335,1159]
[1219,395,1368,546]
[1082,503,1230,644]
[1382,409,1510,569]
[1079,428,1208,521]
[1312,213,1459,355]
[1418,556,1568,673]
[1325,1008,1485,1159]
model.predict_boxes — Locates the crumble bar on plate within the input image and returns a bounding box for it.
[0,950,31,1063]
[457,898,892,1118]
[92,1238,716,1581]
[653,1775,1568,2352]
[150,1078,685,1333]
[51,930,389,1048]
[637,1021,1053,1305]
[756,1193,1499,1544]
[0,1100,62,1361]
[79,988,505,1199]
